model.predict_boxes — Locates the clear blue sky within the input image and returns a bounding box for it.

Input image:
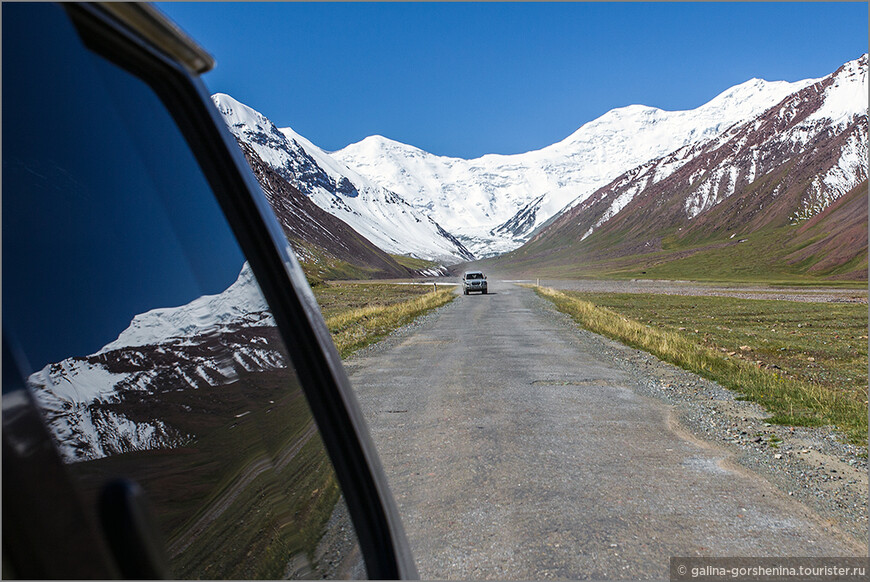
[158,2,867,159]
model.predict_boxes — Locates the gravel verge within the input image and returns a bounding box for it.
[527,290,869,548]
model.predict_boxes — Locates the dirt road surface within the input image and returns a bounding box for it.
[345,282,865,580]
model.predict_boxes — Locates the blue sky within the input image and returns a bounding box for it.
[158,2,867,159]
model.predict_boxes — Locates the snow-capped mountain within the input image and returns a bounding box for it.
[237,140,434,280]
[212,56,863,266]
[28,263,287,462]
[98,263,272,353]
[213,94,473,263]
[500,55,868,280]
[333,76,820,256]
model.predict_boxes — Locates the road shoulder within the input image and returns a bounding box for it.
[527,288,869,549]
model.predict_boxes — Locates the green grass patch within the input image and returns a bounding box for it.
[293,241,385,286]
[534,286,868,445]
[388,253,442,271]
[314,282,455,358]
[622,227,864,284]
[563,291,868,397]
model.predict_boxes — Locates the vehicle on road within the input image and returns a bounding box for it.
[462,271,488,295]
[2,3,416,579]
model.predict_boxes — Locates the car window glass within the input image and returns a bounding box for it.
[2,4,364,578]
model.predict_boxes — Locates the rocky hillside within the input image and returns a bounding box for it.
[488,55,868,282]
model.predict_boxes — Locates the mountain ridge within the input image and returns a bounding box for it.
[485,54,868,282]
[213,55,865,276]
[332,72,825,256]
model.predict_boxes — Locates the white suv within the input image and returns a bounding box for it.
[462,271,488,295]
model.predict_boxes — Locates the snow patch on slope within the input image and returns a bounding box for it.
[804,55,868,128]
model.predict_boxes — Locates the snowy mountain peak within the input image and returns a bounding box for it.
[99,263,271,354]
[213,94,474,262]
[803,54,868,127]
[557,75,817,150]
[704,77,804,113]
[213,93,265,127]
[346,134,443,162]
[213,93,285,147]
[332,69,822,256]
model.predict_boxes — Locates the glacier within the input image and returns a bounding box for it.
[213,94,473,263]
[332,76,820,256]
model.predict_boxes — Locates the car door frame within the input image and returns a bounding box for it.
[2,3,417,579]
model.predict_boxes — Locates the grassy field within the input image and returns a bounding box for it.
[313,282,455,358]
[534,286,868,445]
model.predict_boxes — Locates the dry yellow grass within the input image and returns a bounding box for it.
[325,287,455,358]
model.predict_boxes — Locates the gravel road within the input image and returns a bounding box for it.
[345,282,867,579]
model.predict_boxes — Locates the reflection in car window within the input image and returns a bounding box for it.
[2,3,363,578]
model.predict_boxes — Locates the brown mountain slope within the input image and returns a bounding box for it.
[784,180,868,280]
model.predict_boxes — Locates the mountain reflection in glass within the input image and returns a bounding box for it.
[27,265,362,578]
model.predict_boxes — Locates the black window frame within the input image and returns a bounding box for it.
[2,3,417,579]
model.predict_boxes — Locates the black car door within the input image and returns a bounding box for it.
[2,3,416,579]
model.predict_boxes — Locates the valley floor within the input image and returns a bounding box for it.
[341,282,867,579]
